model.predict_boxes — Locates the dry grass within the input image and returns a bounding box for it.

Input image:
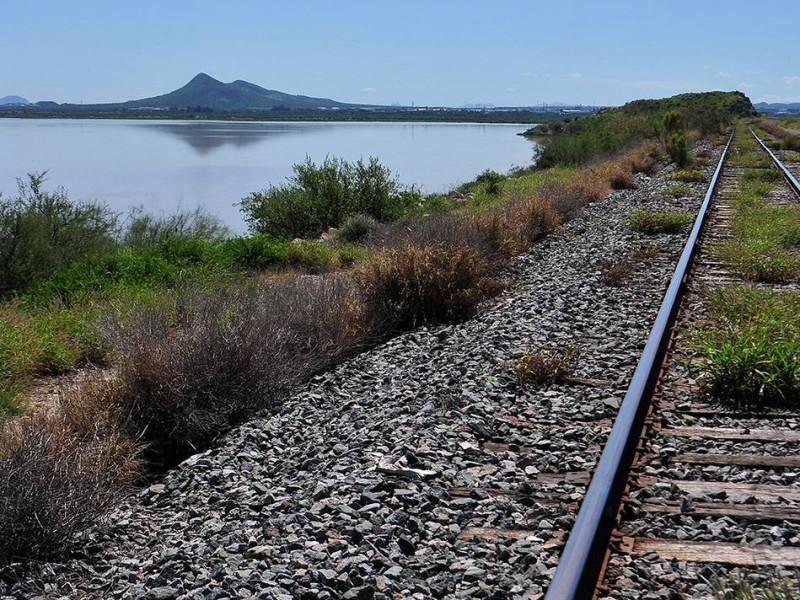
[627,143,661,174]
[101,276,366,465]
[599,258,635,287]
[565,175,611,203]
[357,243,500,332]
[632,244,661,261]
[0,411,139,564]
[592,161,638,191]
[472,191,562,256]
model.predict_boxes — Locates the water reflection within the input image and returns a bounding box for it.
[131,121,332,155]
[1,119,536,232]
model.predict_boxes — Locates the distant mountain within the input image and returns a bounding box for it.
[0,95,30,105]
[106,73,357,112]
[755,102,800,115]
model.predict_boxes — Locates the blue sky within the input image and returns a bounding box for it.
[3,0,799,107]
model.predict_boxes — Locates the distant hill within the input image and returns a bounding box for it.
[755,102,800,115]
[0,95,30,105]
[62,73,360,112]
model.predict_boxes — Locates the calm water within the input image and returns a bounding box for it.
[1,119,537,231]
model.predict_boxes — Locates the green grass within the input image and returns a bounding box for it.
[716,240,800,282]
[714,173,800,282]
[664,183,692,197]
[666,168,706,183]
[741,168,783,183]
[729,129,775,168]
[0,285,181,415]
[0,304,101,415]
[21,235,368,308]
[693,286,800,406]
[284,240,366,273]
[628,209,694,234]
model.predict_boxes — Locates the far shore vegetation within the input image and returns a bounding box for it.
[0,106,567,124]
[0,90,759,567]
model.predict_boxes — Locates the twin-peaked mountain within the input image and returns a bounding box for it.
[118,73,355,111]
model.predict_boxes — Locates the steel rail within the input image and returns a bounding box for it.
[544,133,734,600]
[750,127,800,196]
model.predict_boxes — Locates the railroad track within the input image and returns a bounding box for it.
[546,128,800,599]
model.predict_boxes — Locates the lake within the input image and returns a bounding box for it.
[0,119,538,231]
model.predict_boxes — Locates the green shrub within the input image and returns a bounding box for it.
[628,209,693,234]
[219,234,289,270]
[476,169,505,195]
[240,185,320,240]
[0,173,118,299]
[662,109,684,135]
[666,132,692,167]
[240,156,420,239]
[336,213,379,243]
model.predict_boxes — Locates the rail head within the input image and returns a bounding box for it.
[543,132,734,600]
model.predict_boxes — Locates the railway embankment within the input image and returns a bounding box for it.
[3,143,722,599]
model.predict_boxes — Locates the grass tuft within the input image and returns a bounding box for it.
[599,258,635,287]
[628,209,693,234]
[515,345,578,386]
[693,286,800,406]
[666,168,706,183]
[713,572,800,599]
[664,183,691,197]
